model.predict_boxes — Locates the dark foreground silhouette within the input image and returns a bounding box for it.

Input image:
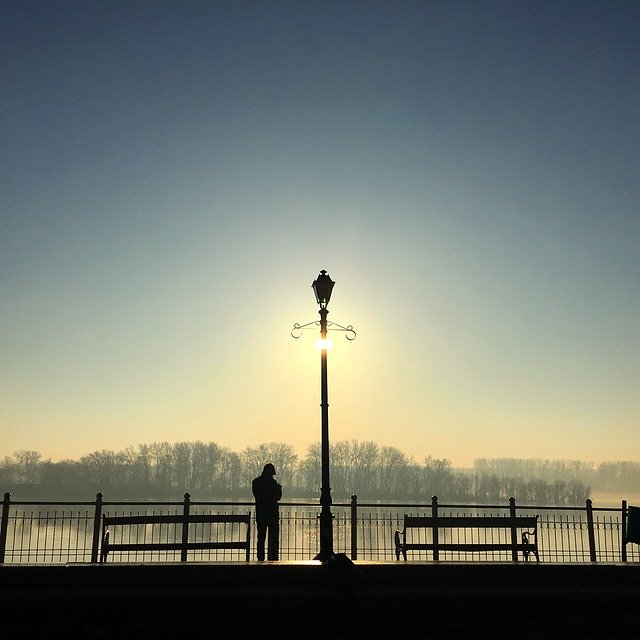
[2,562,640,639]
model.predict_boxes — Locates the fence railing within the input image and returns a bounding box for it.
[0,491,637,564]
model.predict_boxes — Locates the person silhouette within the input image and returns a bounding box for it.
[252,463,282,561]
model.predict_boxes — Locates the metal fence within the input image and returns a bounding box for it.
[1,491,638,564]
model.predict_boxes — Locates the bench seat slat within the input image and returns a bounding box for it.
[107,543,184,552]
[107,542,250,552]
[184,542,250,551]
[403,543,538,553]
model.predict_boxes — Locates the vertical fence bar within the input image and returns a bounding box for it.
[350,494,358,560]
[90,493,103,564]
[0,492,11,564]
[621,500,628,563]
[509,497,518,562]
[585,499,597,562]
[245,510,251,561]
[431,496,439,562]
[181,493,191,562]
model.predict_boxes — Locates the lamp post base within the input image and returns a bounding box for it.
[314,507,334,562]
[316,551,364,588]
[315,488,334,562]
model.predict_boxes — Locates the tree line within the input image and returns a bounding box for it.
[0,440,615,505]
[473,458,640,494]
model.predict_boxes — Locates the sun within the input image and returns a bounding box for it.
[314,337,334,351]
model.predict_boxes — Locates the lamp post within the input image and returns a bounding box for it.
[292,270,355,562]
[313,270,335,562]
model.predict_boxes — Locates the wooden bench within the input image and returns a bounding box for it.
[100,510,251,563]
[394,497,540,562]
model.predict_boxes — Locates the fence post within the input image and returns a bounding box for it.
[0,492,11,564]
[621,500,628,563]
[431,495,439,562]
[181,492,191,562]
[586,498,597,562]
[509,497,519,562]
[90,492,103,564]
[350,494,358,561]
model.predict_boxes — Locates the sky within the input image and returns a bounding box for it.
[1,1,639,468]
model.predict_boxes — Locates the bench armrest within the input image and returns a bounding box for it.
[100,529,110,563]
[394,529,407,561]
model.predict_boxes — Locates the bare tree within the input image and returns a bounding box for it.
[378,446,409,497]
[243,442,298,491]
[79,450,118,488]
[352,441,379,496]
[14,450,42,485]
[298,443,320,492]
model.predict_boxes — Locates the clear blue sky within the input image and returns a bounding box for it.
[2,1,639,467]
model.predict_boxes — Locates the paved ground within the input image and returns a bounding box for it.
[2,561,640,638]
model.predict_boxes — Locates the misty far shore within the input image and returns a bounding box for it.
[3,440,639,505]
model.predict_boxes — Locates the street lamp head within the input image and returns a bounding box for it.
[312,270,335,308]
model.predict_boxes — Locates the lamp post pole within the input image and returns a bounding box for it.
[317,303,333,561]
[291,270,356,563]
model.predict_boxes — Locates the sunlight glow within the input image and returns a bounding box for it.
[315,337,334,351]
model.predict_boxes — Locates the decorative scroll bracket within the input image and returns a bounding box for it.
[291,320,356,341]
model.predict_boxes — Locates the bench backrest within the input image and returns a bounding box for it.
[101,512,252,562]
[404,515,538,529]
[103,513,250,526]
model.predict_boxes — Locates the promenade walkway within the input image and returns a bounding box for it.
[2,561,640,638]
